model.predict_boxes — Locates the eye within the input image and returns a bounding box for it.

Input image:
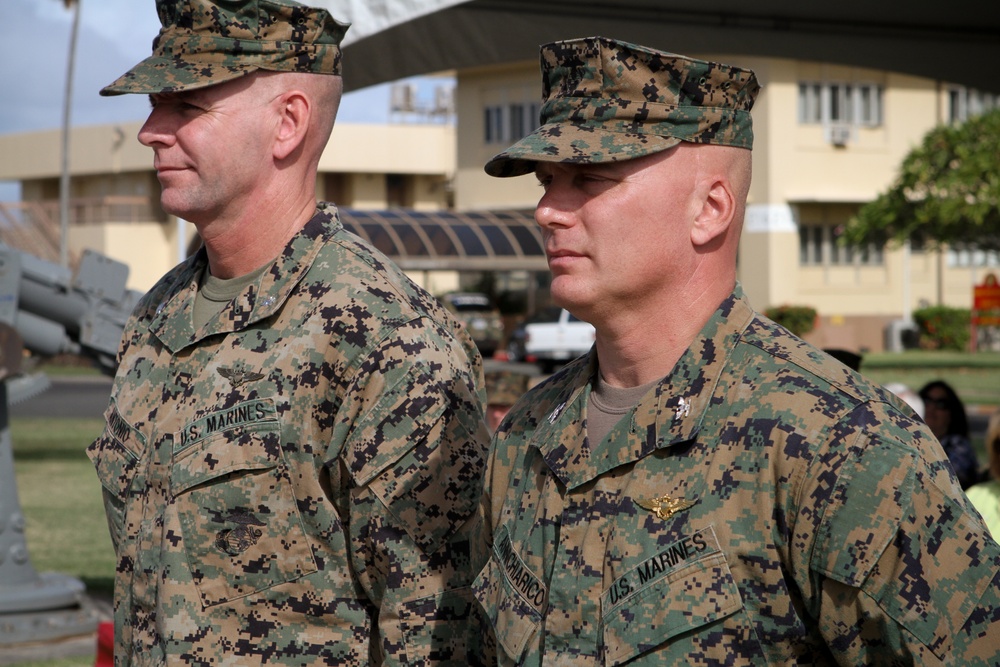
[574,171,614,190]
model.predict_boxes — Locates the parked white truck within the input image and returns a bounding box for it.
[509,307,596,372]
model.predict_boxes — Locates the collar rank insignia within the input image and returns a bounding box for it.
[674,396,691,420]
[635,494,697,521]
[218,366,265,388]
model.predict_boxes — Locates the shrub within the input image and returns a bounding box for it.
[765,304,818,336]
[913,305,971,351]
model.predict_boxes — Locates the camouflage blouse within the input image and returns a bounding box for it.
[89,204,491,665]
[475,288,1000,666]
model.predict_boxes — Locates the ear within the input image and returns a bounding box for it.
[690,177,736,248]
[272,91,310,161]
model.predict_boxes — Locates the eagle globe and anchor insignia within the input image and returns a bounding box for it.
[214,510,266,556]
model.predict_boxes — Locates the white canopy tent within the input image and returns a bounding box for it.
[316,0,1000,94]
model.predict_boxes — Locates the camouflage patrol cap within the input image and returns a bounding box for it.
[100,0,349,97]
[485,369,530,406]
[485,37,760,177]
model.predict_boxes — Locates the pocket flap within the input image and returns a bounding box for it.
[170,399,279,494]
[601,527,743,666]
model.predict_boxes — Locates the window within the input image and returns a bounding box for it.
[799,223,884,266]
[798,82,883,127]
[799,225,823,265]
[484,106,504,144]
[385,174,410,208]
[798,83,822,123]
[948,245,1000,268]
[857,85,882,126]
[947,86,998,124]
[509,103,528,141]
[483,99,542,144]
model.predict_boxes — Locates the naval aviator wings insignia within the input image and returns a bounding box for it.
[218,367,265,388]
[635,494,697,520]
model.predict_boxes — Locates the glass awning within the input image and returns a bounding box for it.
[338,208,546,271]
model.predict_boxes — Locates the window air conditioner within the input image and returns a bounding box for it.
[828,125,852,147]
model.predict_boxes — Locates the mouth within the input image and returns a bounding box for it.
[153,156,189,175]
[546,248,585,272]
[547,247,584,260]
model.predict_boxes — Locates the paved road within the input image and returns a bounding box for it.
[10,375,112,420]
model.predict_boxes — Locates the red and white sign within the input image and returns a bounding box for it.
[973,273,1000,326]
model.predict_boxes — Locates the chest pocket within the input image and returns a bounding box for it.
[600,526,762,666]
[472,524,545,661]
[170,401,317,607]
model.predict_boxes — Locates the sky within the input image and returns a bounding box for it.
[0,0,445,199]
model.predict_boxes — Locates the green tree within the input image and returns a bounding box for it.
[843,108,1000,252]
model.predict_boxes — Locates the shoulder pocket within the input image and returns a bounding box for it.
[347,368,486,554]
[170,402,317,606]
[601,527,757,666]
[812,437,914,587]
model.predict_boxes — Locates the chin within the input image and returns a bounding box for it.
[550,277,587,306]
[160,198,206,226]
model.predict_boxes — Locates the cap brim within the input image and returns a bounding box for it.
[484,123,683,177]
[100,55,259,97]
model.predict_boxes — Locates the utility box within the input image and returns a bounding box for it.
[884,319,920,353]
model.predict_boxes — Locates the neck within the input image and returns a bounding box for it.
[593,277,733,388]
[199,185,317,279]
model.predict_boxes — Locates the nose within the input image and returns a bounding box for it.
[535,180,576,231]
[137,106,174,148]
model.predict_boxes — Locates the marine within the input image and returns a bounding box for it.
[87,1,492,664]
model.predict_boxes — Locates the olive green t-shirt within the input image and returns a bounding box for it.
[193,263,270,330]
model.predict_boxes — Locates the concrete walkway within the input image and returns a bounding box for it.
[0,593,111,666]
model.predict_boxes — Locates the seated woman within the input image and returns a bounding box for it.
[919,380,981,489]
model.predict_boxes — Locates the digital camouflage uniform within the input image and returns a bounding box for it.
[88,205,491,665]
[474,287,1000,665]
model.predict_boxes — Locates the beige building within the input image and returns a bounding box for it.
[0,120,457,293]
[453,54,999,352]
[0,53,996,352]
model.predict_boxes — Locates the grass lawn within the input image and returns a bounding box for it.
[6,417,110,667]
[860,351,1000,407]
[9,418,114,596]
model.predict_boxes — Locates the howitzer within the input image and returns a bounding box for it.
[0,243,142,645]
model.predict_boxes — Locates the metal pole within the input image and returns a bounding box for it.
[59,0,82,268]
[902,238,912,323]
